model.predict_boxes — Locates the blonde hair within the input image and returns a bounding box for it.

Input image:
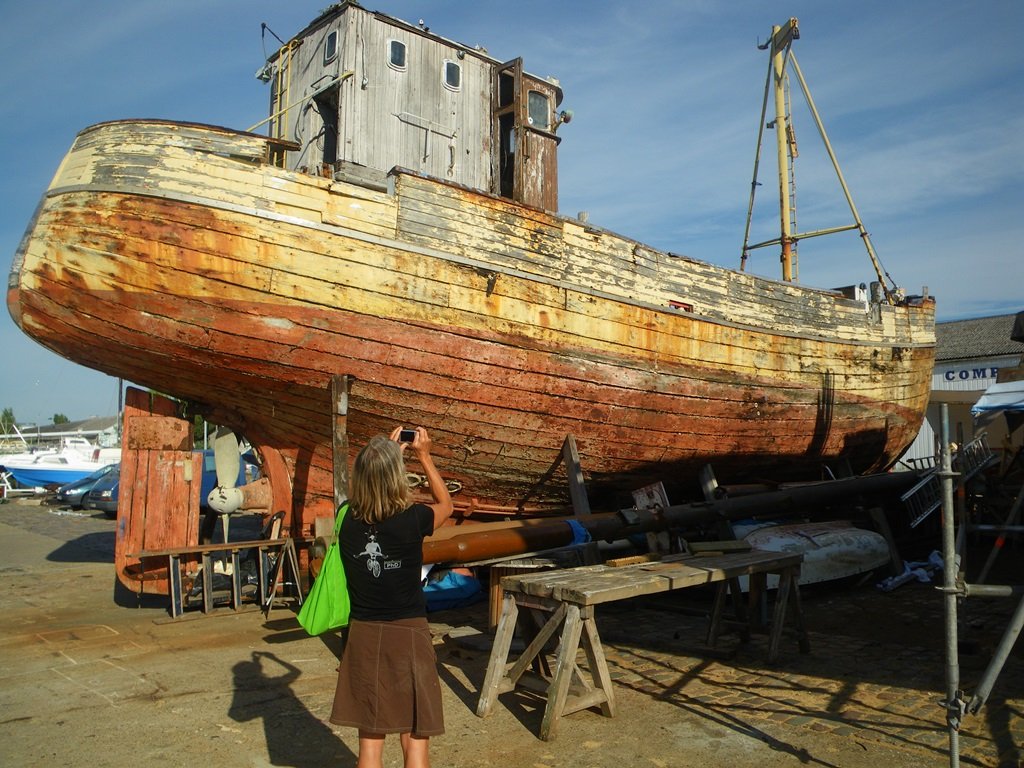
[349,435,410,525]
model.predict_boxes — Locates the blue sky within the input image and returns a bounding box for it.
[2,0,1022,426]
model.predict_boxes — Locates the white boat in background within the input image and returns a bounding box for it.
[0,437,120,488]
[732,520,891,589]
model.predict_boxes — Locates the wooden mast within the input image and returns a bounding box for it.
[769,18,799,282]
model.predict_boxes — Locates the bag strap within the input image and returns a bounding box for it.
[333,501,349,538]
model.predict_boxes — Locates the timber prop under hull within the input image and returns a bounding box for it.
[9,120,935,534]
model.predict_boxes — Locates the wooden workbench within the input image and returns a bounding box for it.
[476,549,808,740]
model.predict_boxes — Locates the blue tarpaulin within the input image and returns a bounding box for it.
[424,570,483,612]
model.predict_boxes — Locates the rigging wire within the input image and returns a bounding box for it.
[261,22,286,52]
[740,48,776,273]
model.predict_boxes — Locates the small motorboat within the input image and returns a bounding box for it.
[0,437,120,488]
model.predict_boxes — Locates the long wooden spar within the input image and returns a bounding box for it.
[423,469,920,564]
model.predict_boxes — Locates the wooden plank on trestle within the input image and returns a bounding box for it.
[502,550,804,606]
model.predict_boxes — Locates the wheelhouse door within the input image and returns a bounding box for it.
[492,58,559,210]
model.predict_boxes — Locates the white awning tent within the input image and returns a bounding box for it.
[972,379,1024,429]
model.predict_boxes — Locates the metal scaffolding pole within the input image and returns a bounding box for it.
[967,593,1024,715]
[975,482,1024,584]
[939,404,964,767]
[932,404,1024,763]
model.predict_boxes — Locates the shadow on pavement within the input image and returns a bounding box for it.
[111,575,170,609]
[47,531,114,563]
[230,650,355,767]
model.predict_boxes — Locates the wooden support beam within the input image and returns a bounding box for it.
[331,375,350,510]
[868,505,904,576]
[562,435,591,517]
[522,433,592,515]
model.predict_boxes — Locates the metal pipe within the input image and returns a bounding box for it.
[966,592,1024,715]
[975,483,1024,583]
[248,71,353,133]
[745,223,860,251]
[424,470,920,564]
[962,583,1024,599]
[939,404,962,766]
[740,50,776,272]
[968,524,1024,533]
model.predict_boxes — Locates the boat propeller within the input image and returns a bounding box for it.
[207,426,245,539]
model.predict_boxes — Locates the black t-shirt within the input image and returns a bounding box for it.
[339,503,434,621]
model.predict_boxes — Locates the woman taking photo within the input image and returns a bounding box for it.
[330,426,453,768]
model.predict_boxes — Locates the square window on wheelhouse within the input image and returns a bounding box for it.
[443,60,461,91]
[528,90,549,129]
[388,39,407,70]
[324,30,339,64]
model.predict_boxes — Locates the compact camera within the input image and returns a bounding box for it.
[399,428,417,443]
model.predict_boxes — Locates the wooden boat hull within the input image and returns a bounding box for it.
[8,120,936,537]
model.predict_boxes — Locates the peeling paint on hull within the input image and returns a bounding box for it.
[8,121,936,536]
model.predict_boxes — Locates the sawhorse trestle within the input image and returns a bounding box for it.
[477,592,616,740]
[477,549,808,740]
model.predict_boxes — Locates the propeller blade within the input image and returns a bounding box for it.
[213,427,241,489]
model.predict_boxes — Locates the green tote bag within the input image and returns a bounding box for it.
[297,503,351,634]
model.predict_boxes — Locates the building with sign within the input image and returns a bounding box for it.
[902,312,1024,465]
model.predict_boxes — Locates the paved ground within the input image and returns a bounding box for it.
[0,498,1021,767]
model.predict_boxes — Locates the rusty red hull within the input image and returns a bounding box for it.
[9,121,936,546]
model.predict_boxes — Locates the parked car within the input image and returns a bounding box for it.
[81,465,120,518]
[77,450,258,525]
[51,463,118,508]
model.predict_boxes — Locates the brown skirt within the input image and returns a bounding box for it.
[329,617,445,737]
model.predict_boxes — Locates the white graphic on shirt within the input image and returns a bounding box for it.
[357,534,384,578]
